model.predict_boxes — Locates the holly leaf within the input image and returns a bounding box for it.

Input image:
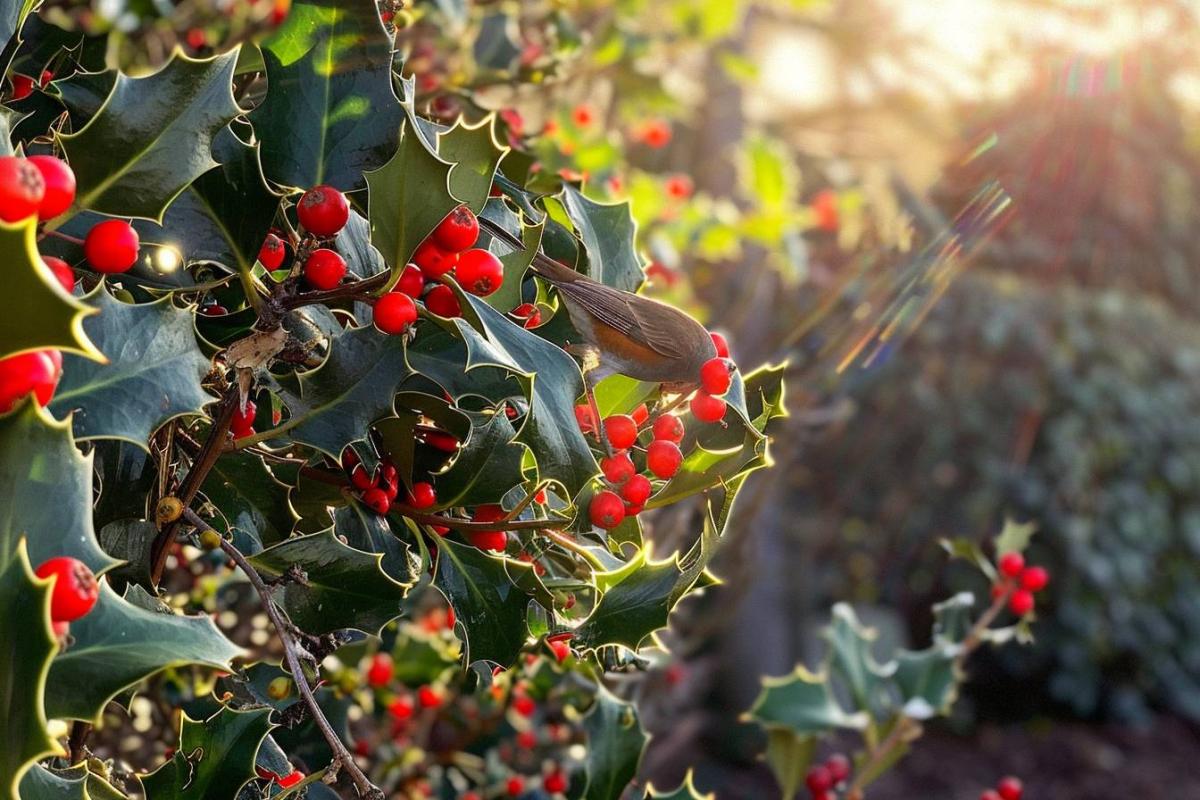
[434,537,533,667]
[477,198,542,312]
[582,686,647,800]
[48,288,213,447]
[247,529,410,635]
[574,549,684,651]
[0,0,39,75]
[747,666,868,735]
[0,401,116,574]
[60,50,241,221]
[438,115,508,214]
[433,410,526,509]
[892,645,959,719]
[19,765,127,800]
[645,771,714,799]
[826,604,895,715]
[201,451,296,552]
[560,185,645,292]
[44,584,245,722]
[334,505,416,584]
[0,542,61,800]
[0,217,99,362]
[139,706,273,800]
[994,517,1037,557]
[250,0,402,190]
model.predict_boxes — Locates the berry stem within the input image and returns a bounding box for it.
[40,228,84,245]
[541,528,605,569]
[279,271,391,310]
[185,508,384,800]
[398,505,570,533]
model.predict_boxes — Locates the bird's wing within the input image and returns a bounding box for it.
[554,279,689,359]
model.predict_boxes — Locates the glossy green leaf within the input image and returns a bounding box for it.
[45,584,244,723]
[60,50,241,221]
[247,529,410,635]
[560,185,644,292]
[826,603,894,715]
[433,410,526,509]
[139,706,273,800]
[747,665,868,735]
[18,765,127,800]
[201,451,296,551]
[434,537,533,667]
[893,645,959,719]
[582,686,647,800]
[438,115,508,214]
[994,517,1037,556]
[334,505,416,584]
[574,550,683,651]
[48,289,213,447]
[250,0,401,190]
[478,198,542,312]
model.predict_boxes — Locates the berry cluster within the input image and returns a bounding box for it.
[413,204,504,302]
[805,752,852,799]
[33,556,99,639]
[339,447,423,518]
[993,552,1050,617]
[981,775,1024,800]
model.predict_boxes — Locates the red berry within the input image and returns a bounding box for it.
[997,777,1023,800]
[699,357,735,395]
[0,350,61,413]
[813,188,839,232]
[388,696,414,720]
[417,684,441,708]
[805,765,833,793]
[512,695,536,717]
[258,233,286,270]
[998,552,1025,578]
[413,239,458,278]
[433,205,479,252]
[365,652,393,687]
[516,730,537,749]
[637,118,672,148]
[825,753,851,782]
[1008,589,1035,616]
[646,440,682,479]
[397,264,425,298]
[474,504,505,522]
[424,284,461,318]
[665,174,693,200]
[621,474,652,506]
[461,793,481,800]
[362,487,391,515]
[574,404,596,434]
[423,429,459,451]
[543,771,567,794]
[39,70,53,87]
[277,771,303,789]
[52,620,69,639]
[600,452,636,484]
[297,185,349,237]
[602,415,638,449]
[652,414,684,443]
[373,291,418,335]
[710,331,730,358]
[200,305,227,316]
[340,447,360,471]
[468,529,507,552]
[231,400,256,437]
[84,219,140,273]
[350,464,376,491]
[26,156,75,220]
[690,392,727,423]
[34,557,99,622]
[185,27,207,50]
[407,481,437,509]
[42,256,75,293]
[303,248,346,290]
[10,74,34,100]
[506,776,525,797]
[455,248,504,296]
[549,639,570,663]
[1020,566,1049,592]
[589,490,626,529]
[512,302,542,328]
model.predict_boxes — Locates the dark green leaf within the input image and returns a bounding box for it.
[19,765,127,800]
[139,706,273,800]
[747,666,868,735]
[201,451,296,551]
[893,645,959,719]
[434,410,526,509]
[582,686,647,800]
[333,505,415,583]
[438,116,508,214]
[560,185,644,292]
[574,550,682,651]
[763,730,816,800]
[826,603,894,715]
[97,519,157,588]
[434,537,533,667]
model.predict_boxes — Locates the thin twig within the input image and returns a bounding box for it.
[394,504,570,532]
[183,509,384,800]
[279,272,391,310]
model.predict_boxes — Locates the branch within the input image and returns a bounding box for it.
[183,509,384,800]
[392,504,570,532]
[279,272,391,310]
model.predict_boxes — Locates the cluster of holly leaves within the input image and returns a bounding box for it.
[0,1,788,799]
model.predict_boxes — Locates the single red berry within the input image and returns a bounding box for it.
[0,156,45,222]
[516,729,537,749]
[84,219,140,273]
[365,652,393,687]
[1008,589,1035,616]
[646,440,683,479]
[433,205,479,252]
[637,118,672,148]
[998,552,1025,578]
[543,771,567,794]
[461,793,481,800]
[26,156,75,220]
[303,248,346,290]
[352,465,379,492]
[1020,566,1049,592]
[589,490,626,529]
[388,696,414,721]
[446,605,456,629]
[341,447,360,471]
[690,391,727,423]
[997,777,1023,800]
[34,557,99,622]
[408,481,437,509]
[574,404,596,434]
[624,503,644,517]
[362,487,391,515]
[805,765,833,793]
[512,695,536,716]
[621,474,652,506]
[506,776,525,797]
[185,27,207,50]
[455,248,504,296]
[0,350,61,412]
[710,331,730,358]
[52,620,69,639]
[665,174,693,200]
[652,414,684,443]
[374,291,418,335]
[512,302,542,328]
[42,256,75,293]
[549,639,571,663]
[981,792,1003,800]
[423,429,459,451]
[258,233,286,270]
[631,403,650,426]
[10,74,34,100]
[200,305,227,316]
[417,684,441,708]
[699,357,735,395]
[603,415,639,449]
[380,475,399,501]
[600,452,636,484]
[534,489,547,504]
[397,264,425,298]
[825,753,851,782]
[39,69,53,87]
[424,284,461,317]
[474,504,506,522]
[413,239,458,278]
[468,529,507,552]
[297,185,349,237]
[813,188,839,232]
[231,400,256,437]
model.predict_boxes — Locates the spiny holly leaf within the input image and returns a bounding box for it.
[574,549,683,651]
[931,591,975,645]
[250,0,401,190]
[366,119,458,281]
[247,529,410,635]
[747,665,868,735]
[48,288,213,447]
[335,505,415,584]
[893,645,959,720]
[433,410,526,509]
[478,198,542,312]
[434,537,533,667]
[994,517,1037,556]
[0,401,116,574]
[19,765,126,800]
[644,771,714,799]
[826,604,895,716]
[45,584,245,722]
[763,729,816,800]
[583,686,647,800]
[0,543,60,800]
[438,115,508,214]
[0,217,99,362]
[201,451,296,552]
[275,325,412,457]
[0,0,39,75]
[59,50,241,221]
[139,706,273,800]
[560,185,645,292]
